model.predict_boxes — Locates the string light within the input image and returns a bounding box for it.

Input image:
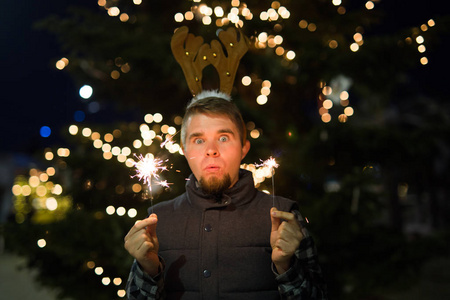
[318,79,355,123]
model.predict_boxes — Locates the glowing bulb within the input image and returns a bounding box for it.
[350,43,359,52]
[174,13,184,22]
[323,99,333,109]
[214,6,224,17]
[127,208,137,218]
[260,11,269,21]
[286,50,296,60]
[79,85,93,99]
[332,0,341,6]
[108,7,120,16]
[106,206,115,215]
[365,1,374,9]
[256,95,268,105]
[258,32,268,43]
[95,267,104,275]
[185,11,194,20]
[37,239,46,248]
[116,207,126,216]
[153,113,163,123]
[69,125,79,135]
[420,57,428,65]
[242,76,251,86]
[344,107,354,116]
[202,16,212,25]
[102,277,111,285]
[117,290,126,298]
[321,113,331,123]
[46,197,58,211]
[40,126,51,138]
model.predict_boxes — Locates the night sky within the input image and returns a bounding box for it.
[0,0,446,155]
[1,0,97,154]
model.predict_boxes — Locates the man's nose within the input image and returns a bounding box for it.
[206,142,219,157]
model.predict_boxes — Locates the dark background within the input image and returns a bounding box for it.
[1,1,449,299]
[0,0,447,153]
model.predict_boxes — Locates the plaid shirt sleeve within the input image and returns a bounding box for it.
[125,258,166,300]
[273,210,328,300]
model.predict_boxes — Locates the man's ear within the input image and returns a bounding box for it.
[241,140,251,160]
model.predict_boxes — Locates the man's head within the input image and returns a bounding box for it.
[181,91,250,196]
[181,91,247,147]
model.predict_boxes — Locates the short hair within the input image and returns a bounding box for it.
[181,93,247,147]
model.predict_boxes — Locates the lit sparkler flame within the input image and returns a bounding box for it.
[260,156,279,172]
[132,153,170,212]
[256,156,279,207]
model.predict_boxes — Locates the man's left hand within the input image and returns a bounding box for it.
[270,207,304,274]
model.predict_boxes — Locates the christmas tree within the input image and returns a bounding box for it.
[4,0,450,299]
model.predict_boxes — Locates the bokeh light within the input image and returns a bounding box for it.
[79,85,93,99]
[40,126,51,138]
[74,111,86,122]
[37,239,47,248]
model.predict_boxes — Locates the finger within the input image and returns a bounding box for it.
[135,215,158,231]
[146,213,158,237]
[271,210,302,229]
[125,215,158,240]
[280,221,300,236]
[125,230,151,252]
[277,225,304,248]
[136,238,155,254]
[271,207,281,232]
[274,239,297,255]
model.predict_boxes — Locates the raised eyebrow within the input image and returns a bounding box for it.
[218,129,235,136]
[188,132,204,141]
[188,129,235,142]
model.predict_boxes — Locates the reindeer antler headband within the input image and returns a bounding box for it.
[171,26,249,97]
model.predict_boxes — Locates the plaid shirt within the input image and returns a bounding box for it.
[125,210,327,300]
[273,211,328,299]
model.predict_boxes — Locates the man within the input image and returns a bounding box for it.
[124,91,327,299]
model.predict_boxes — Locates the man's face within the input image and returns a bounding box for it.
[183,113,250,193]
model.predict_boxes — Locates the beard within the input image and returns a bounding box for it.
[199,173,231,200]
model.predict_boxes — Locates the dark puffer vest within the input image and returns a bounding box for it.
[152,169,298,300]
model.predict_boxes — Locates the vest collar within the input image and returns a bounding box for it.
[185,169,258,210]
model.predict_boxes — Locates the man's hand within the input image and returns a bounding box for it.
[124,214,160,276]
[270,207,304,274]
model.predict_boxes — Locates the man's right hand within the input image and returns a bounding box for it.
[124,214,160,277]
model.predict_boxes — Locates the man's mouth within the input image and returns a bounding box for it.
[204,165,221,172]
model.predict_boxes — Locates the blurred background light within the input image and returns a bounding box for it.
[74,110,86,122]
[79,85,93,99]
[40,126,51,138]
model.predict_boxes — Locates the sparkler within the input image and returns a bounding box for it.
[132,153,169,213]
[160,130,180,149]
[257,156,279,207]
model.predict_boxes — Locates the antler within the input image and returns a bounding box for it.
[171,26,249,96]
[208,27,249,95]
[171,26,210,96]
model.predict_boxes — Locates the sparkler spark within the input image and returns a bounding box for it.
[158,180,171,189]
[257,156,279,207]
[160,135,173,149]
[132,154,169,213]
[260,156,279,171]
[160,130,180,149]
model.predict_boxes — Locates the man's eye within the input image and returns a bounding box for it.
[194,139,204,144]
[219,136,228,142]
